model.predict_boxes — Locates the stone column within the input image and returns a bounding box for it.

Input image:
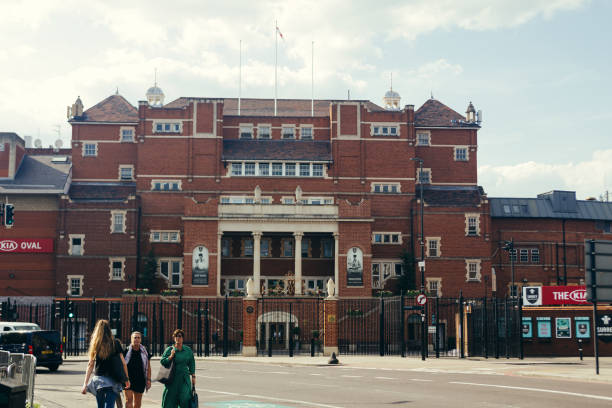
[252,231,262,295]
[294,232,303,295]
[242,297,258,356]
[324,296,339,356]
[217,232,223,296]
[333,233,340,296]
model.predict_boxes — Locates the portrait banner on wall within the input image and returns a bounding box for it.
[555,317,571,339]
[575,317,590,339]
[521,317,533,338]
[192,245,209,285]
[537,317,552,338]
[347,247,363,286]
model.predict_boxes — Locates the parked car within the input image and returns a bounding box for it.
[0,330,63,371]
[0,322,41,331]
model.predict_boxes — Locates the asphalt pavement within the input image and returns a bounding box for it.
[32,355,612,408]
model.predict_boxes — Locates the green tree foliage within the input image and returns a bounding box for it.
[138,249,157,290]
[398,250,416,291]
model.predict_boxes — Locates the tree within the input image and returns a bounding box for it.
[139,249,157,290]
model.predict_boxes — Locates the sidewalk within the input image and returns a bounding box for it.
[63,354,612,383]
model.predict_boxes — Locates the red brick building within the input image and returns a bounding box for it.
[2,86,611,302]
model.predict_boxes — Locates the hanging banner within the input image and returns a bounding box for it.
[0,238,54,253]
[522,286,587,306]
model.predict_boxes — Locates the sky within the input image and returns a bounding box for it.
[0,0,610,199]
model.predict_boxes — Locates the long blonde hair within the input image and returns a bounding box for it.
[88,319,115,361]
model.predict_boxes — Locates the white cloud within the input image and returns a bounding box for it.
[479,149,612,199]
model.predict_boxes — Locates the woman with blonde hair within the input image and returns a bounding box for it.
[81,320,130,408]
[123,331,151,408]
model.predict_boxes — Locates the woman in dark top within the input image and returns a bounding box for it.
[82,320,130,408]
[123,331,151,408]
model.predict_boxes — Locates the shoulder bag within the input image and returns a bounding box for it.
[190,386,199,408]
[155,353,175,385]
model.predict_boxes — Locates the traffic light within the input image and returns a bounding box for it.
[54,300,65,319]
[503,240,514,251]
[67,301,75,319]
[4,204,14,227]
[0,204,4,226]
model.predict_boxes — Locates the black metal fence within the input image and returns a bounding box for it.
[467,296,523,358]
[1,294,522,359]
[256,296,324,356]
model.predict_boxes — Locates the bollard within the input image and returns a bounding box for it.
[578,339,583,361]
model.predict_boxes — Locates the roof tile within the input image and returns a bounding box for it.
[223,140,332,161]
[415,99,473,127]
[74,94,138,123]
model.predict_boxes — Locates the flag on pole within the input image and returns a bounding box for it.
[276,25,284,40]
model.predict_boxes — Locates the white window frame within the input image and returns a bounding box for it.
[416,131,431,146]
[158,258,183,288]
[285,163,296,176]
[239,124,253,139]
[150,230,181,243]
[281,125,295,139]
[299,163,311,177]
[465,259,482,282]
[520,249,529,263]
[67,275,84,296]
[258,162,270,176]
[312,164,324,177]
[231,162,243,176]
[371,260,403,289]
[371,123,400,137]
[244,162,256,176]
[68,234,85,256]
[282,197,295,205]
[465,213,480,236]
[257,124,271,139]
[417,168,431,184]
[372,232,402,245]
[119,165,134,181]
[110,210,127,234]
[300,126,313,140]
[531,248,540,263]
[83,142,98,157]
[426,277,442,297]
[120,126,135,142]
[454,146,469,161]
[109,257,126,281]
[153,121,182,134]
[426,237,441,257]
[151,179,182,191]
[371,183,401,193]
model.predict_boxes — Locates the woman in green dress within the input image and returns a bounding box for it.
[160,329,195,408]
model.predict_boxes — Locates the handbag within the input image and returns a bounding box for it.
[155,359,175,385]
[189,387,199,408]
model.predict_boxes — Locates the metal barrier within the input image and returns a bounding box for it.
[0,352,36,406]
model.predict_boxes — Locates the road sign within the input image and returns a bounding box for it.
[585,240,612,302]
[428,325,437,333]
[416,294,427,305]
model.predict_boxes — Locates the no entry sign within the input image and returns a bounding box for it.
[416,294,427,305]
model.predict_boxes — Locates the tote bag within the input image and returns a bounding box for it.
[190,387,199,408]
[154,360,175,385]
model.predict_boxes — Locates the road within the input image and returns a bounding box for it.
[34,359,612,408]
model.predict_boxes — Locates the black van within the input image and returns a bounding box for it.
[0,330,63,371]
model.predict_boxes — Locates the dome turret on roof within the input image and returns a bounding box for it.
[146,69,165,107]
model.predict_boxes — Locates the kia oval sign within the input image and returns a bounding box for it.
[0,239,53,253]
[522,285,588,306]
[0,240,18,251]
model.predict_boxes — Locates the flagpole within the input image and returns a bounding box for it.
[239,39,242,116]
[311,41,314,116]
[274,20,278,116]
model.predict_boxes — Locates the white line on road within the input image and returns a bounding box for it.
[268,371,290,374]
[341,375,362,378]
[410,378,432,382]
[197,375,224,379]
[449,382,612,402]
[198,388,345,408]
[310,373,323,376]
[375,376,396,380]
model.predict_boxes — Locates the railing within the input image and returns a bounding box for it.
[0,350,36,406]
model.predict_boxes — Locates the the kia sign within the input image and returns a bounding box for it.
[0,239,53,253]
[523,285,588,306]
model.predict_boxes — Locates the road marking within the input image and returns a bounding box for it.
[198,375,224,379]
[375,376,396,380]
[310,373,323,376]
[199,388,345,408]
[410,379,432,382]
[341,375,362,378]
[268,371,290,375]
[449,382,612,402]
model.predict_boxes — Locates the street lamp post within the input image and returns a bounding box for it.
[503,239,515,297]
[411,157,425,292]
[411,157,426,361]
